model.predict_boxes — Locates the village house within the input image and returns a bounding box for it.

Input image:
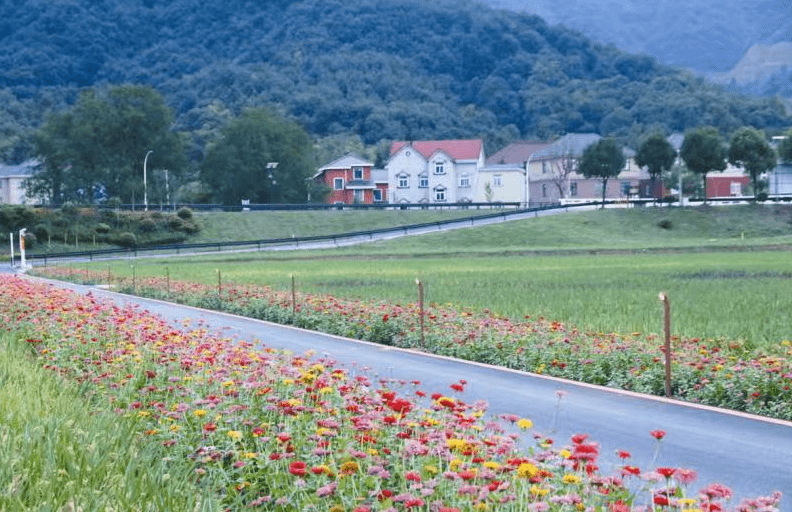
[312,153,388,205]
[385,139,485,204]
[0,159,38,205]
[494,134,649,206]
[481,140,552,206]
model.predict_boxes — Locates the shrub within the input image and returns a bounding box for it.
[95,223,111,234]
[23,231,37,248]
[662,195,678,204]
[657,219,673,230]
[176,207,193,220]
[33,224,51,241]
[139,218,157,233]
[0,205,36,231]
[757,192,769,202]
[115,232,137,248]
[168,216,184,230]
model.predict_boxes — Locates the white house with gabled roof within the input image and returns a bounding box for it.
[385,140,485,204]
[0,159,38,205]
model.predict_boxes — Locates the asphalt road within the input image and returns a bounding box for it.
[19,273,792,509]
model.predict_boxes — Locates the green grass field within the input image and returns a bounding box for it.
[77,205,792,348]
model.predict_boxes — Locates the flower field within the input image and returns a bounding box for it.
[2,274,783,510]
[33,266,792,421]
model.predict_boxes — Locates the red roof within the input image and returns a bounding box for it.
[390,139,483,161]
[486,140,553,165]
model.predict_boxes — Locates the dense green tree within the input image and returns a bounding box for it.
[777,129,792,164]
[680,126,727,200]
[728,127,777,197]
[29,85,186,205]
[635,132,677,200]
[200,108,315,204]
[2,0,790,159]
[578,138,626,207]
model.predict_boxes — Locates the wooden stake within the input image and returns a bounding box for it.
[659,292,672,397]
[416,278,425,348]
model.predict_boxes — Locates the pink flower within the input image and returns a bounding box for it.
[650,429,666,440]
[673,468,698,485]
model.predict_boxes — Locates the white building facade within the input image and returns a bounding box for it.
[386,140,485,204]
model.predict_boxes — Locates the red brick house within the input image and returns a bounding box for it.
[314,153,387,204]
[706,166,750,198]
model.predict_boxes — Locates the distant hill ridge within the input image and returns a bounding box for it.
[714,42,792,84]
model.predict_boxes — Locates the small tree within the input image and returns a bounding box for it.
[635,132,676,201]
[728,127,776,198]
[680,127,727,201]
[578,138,625,208]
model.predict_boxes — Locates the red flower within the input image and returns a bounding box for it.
[203,423,216,432]
[289,461,307,477]
[571,433,589,444]
[377,489,393,501]
[650,429,666,440]
[277,432,292,442]
[657,467,676,478]
[405,471,421,482]
[617,450,631,459]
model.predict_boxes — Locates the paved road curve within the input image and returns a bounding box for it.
[22,273,792,509]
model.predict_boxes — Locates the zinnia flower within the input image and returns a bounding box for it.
[289,461,307,477]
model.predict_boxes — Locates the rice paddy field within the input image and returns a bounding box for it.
[69,205,792,349]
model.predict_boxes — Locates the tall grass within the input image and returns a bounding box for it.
[0,330,219,511]
[91,249,792,348]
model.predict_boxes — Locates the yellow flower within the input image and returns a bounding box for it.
[228,430,243,441]
[329,506,344,512]
[193,409,207,418]
[447,438,466,452]
[563,474,582,484]
[517,418,533,429]
[282,378,294,385]
[482,461,500,470]
[367,448,379,456]
[340,461,359,474]
[450,458,464,470]
[530,485,549,497]
[424,465,438,475]
[137,410,150,418]
[517,463,538,478]
[245,452,257,459]
[319,386,334,394]
[169,424,181,433]
[560,449,572,459]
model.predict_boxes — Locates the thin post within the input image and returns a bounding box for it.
[9,232,14,268]
[216,269,222,296]
[416,278,425,348]
[166,267,170,295]
[290,273,296,319]
[659,292,672,397]
[131,264,136,292]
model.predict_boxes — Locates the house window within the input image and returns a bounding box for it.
[354,189,364,203]
[419,173,428,188]
[434,162,445,175]
[621,181,630,196]
[398,174,409,188]
[542,184,547,197]
[353,167,363,180]
[373,189,383,202]
[570,182,578,196]
[542,162,548,174]
[459,173,470,188]
[333,178,344,190]
[730,181,741,196]
[434,186,446,202]
[493,175,503,187]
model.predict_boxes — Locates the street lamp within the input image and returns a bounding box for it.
[524,152,538,209]
[144,150,153,211]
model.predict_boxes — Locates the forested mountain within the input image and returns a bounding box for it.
[1,0,790,165]
[481,0,790,74]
